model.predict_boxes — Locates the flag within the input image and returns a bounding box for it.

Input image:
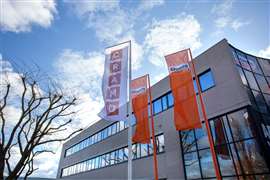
[165,49,201,130]
[98,45,129,121]
[131,75,150,144]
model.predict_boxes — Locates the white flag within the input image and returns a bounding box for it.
[98,45,129,121]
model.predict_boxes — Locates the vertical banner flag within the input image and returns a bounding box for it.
[98,45,129,121]
[131,75,150,144]
[165,49,201,130]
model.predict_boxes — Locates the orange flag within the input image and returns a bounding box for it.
[165,49,201,130]
[131,75,150,144]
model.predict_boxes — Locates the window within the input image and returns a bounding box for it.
[236,66,248,86]
[193,79,198,93]
[167,92,174,107]
[180,108,270,180]
[244,70,260,91]
[247,55,262,74]
[255,74,269,93]
[61,134,165,177]
[258,58,270,76]
[161,96,168,110]
[198,70,215,92]
[236,50,251,70]
[153,99,162,114]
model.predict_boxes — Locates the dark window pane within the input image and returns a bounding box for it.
[216,144,236,176]
[263,93,270,107]
[199,70,215,91]
[236,66,248,86]
[156,134,165,152]
[252,90,268,114]
[193,79,198,93]
[199,148,215,178]
[153,99,162,114]
[244,70,259,91]
[195,126,210,149]
[162,96,168,110]
[258,58,270,76]
[236,50,251,70]
[167,92,174,107]
[210,116,228,145]
[184,152,201,179]
[181,130,196,153]
[247,55,262,74]
[255,74,269,93]
[235,139,269,174]
[231,47,241,65]
[227,109,255,141]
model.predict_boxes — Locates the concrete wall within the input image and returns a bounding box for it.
[57,39,251,179]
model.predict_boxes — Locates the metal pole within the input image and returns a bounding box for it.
[127,40,132,180]
[189,49,221,180]
[147,74,159,180]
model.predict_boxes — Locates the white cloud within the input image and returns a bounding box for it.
[0,0,57,33]
[54,49,105,127]
[211,0,250,32]
[144,14,201,67]
[258,46,270,59]
[231,19,250,31]
[137,0,164,12]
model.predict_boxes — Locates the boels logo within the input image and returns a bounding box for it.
[170,63,189,73]
[132,87,146,95]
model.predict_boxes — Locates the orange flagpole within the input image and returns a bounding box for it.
[147,74,159,180]
[189,49,222,180]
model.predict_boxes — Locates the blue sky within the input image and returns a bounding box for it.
[0,0,270,178]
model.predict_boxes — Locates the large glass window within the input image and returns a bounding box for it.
[180,108,270,180]
[198,70,215,92]
[61,134,165,177]
[247,55,262,74]
[258,58,270,76]
[167,92,174,107]
[153,99,162,114]
[244,69,260,91]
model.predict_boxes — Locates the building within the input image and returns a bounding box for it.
[57,39,270,180]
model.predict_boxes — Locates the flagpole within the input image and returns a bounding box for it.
[189,49,221,180]
[127,40,133,180]
[147,74,159,180]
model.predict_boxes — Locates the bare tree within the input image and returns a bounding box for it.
[0,73,83,179]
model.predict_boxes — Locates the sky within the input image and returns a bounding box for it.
[0,0,270,178]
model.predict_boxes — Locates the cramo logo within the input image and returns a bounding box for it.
[170,64,189,72]
[132,87,146,94]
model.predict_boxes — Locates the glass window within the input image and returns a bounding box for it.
[156,134,165,152]
[215,144,236,176]
[236,66,248,86]
[184,152,201,179]
[247,55,262,74]
[227,109,255,141]
[210,117,228,146]
[199,148,215,178]
[123,147,128,161]
[255,74,269,93]
[181,130,196,153]
[263,93,270,107]
[193,79,198,93]
[231,47,241,65]
[252,90,268,113]
[237,50,251,70]
[148,143,153,155]
[110,151,115,165]
[244,69,260,91]
[199,70,215,92]
[195,126,210,150]
[153,99,162,114]
[162,96,168,110]
[141,144,148,157]
[235,139,269,174]
[167,92,174,107]
[132,144,137,159]
[119,121,125,131]
[111,123,117,135]
[258,58,270,76]
[118,149,124,162]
